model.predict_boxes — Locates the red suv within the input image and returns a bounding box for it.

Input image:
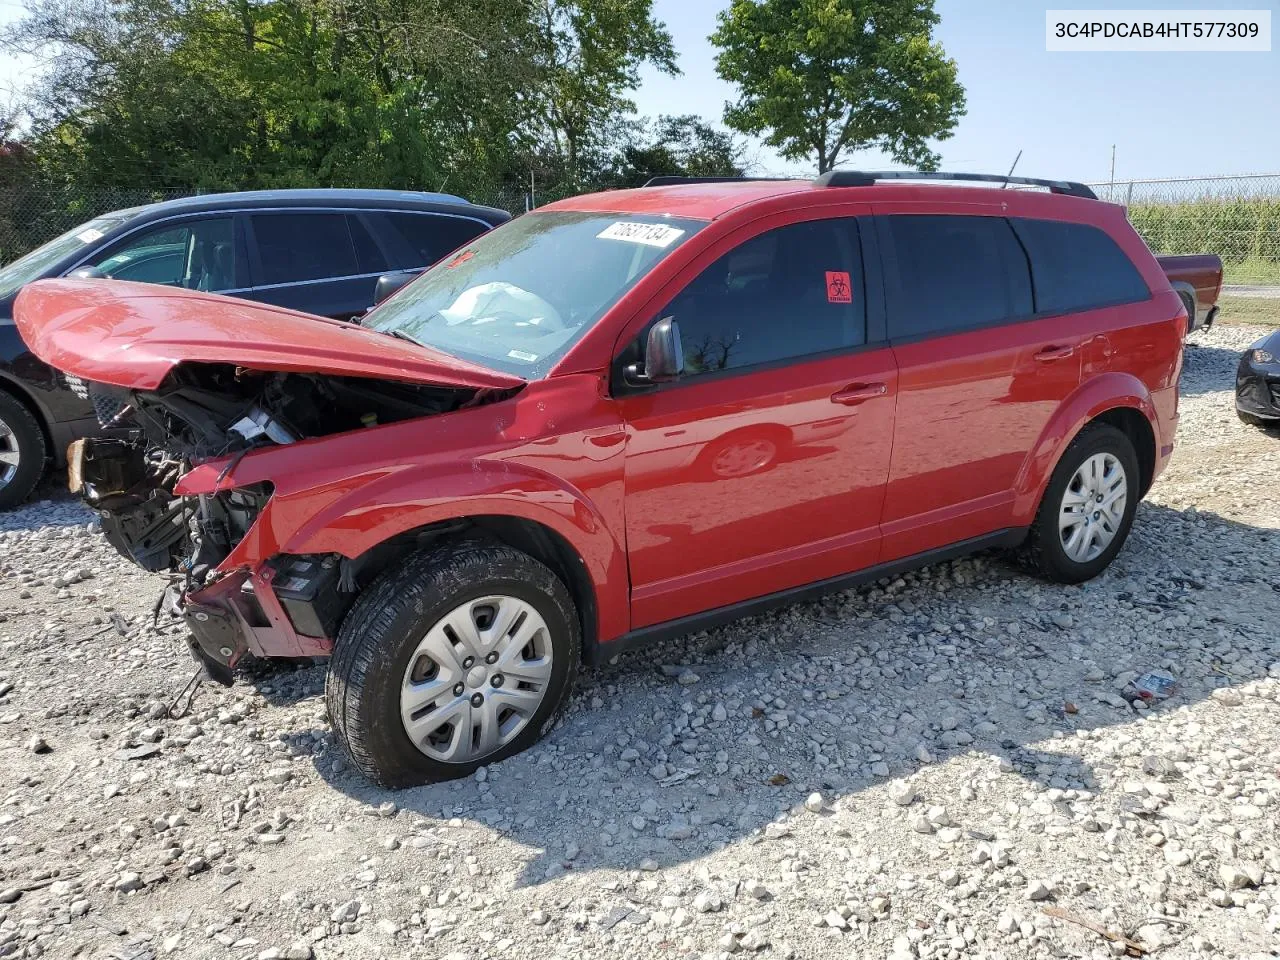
[16,172,1184,787]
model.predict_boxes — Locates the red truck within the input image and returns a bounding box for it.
[1156,253,1223,334]
[16,171,1197,787]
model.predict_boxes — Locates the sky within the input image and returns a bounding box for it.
[2,0,1277,184]
[634,0,1280,183]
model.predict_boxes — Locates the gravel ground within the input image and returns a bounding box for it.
[2,324,1278,960]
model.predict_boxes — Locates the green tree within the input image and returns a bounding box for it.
[523,0,679,183]
[611,114,747,187]
[710,0,965,173]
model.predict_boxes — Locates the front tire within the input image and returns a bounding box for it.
[326,539,580,788]
[1236,407,1268,427]
[1021,422,1140,584]
[0,391,47,512]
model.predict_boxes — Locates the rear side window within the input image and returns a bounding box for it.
[250,213,359,285]
[374,212,490,270]
[1012,218,1149,313]
[664,217,865,375]
[884,215,1032,339]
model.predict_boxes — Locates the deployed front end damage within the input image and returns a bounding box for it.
[70,361,500,684]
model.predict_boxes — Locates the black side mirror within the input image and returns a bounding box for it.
[69,266,106,280]
[372,271,420,307]
[625,317,683,386]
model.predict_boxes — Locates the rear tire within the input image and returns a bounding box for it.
[1021,422,1140,584]
[0,390,47,512]
[325,539,580,788]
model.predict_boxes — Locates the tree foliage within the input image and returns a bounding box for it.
[0,0,677,198]
[611,114,747,187]
[710,0,965,173]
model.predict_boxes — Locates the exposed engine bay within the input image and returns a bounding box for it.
[72,362,496,579]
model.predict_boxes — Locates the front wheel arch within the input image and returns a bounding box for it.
[343,514,601,662]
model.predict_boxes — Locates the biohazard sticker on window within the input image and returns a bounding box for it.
[597,221,685,248]
[825,271,853,304]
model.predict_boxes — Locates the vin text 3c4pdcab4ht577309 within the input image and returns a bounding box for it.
[15,171,1191,788]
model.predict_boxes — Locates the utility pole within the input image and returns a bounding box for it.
[1109,145,1116,201]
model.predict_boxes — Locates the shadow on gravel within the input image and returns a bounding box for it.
[247,500,1278,889]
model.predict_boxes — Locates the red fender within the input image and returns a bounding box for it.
[1011,372,1158,525]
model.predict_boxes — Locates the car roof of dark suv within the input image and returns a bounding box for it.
[104,188,512,224]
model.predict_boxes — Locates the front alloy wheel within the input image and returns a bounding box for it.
[326,539,579,788]
[400,595,555,763]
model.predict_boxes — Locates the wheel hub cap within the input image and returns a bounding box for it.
[0,416,19,488]
[400,595,553,764]
[1058,452,1127,564]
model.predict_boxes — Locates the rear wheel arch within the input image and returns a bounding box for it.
[1089,406,1156,497]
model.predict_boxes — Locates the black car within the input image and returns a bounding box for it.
[0,188,510,508]
[1236,328,1280,427]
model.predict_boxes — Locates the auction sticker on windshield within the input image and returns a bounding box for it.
[597,222,685,247]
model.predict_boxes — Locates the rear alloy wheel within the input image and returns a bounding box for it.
[0,391,47,511]
[1021,422,1140,584]
[326,539,579,788]
[1057,452,1127,564]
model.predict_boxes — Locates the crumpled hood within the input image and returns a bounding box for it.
[14,278,526,391]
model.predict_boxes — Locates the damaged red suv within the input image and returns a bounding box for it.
[15,172,1185,787]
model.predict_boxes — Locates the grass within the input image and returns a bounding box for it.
[1216,297,1279,327]
[1222,259,1280,286]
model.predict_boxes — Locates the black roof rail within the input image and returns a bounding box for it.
[641,175,798,187]
[813,170,1098,200]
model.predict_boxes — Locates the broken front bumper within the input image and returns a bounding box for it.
[183,561,339,685]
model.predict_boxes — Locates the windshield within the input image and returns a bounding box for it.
[365,211,705,377]
[0,215,129,300]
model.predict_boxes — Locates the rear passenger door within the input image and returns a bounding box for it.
[874,210,1084,562]
[245,210,386,319]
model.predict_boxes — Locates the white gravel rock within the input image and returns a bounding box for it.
[0,323,1276,959]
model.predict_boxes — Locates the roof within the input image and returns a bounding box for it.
[544,180,816,220]
[108,188,510,223]
[541,178,1112,221]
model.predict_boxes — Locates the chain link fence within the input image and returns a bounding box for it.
[1087,173,1280,328]
[5,173,1279,328]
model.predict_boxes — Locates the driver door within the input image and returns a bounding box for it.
[615,214,898,628]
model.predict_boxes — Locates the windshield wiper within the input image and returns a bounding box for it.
[382,328,424,347]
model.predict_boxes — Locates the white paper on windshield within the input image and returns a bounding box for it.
[507,349,539,362]
[76,228,105,244]
[597,221,685,248]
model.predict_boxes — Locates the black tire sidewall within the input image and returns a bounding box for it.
[1034,424,1140,583]
[0,392,47,511]
[328,543,579,787]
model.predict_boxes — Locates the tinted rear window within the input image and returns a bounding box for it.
[885,215,1033,339]
[374,212,491,270]
[250,213,358,285]
[1011,218,1149,314]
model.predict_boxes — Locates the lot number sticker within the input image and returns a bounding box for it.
[597,221,685,247]
[825,271,853,304]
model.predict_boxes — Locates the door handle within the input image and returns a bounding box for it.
[830,382,887,406]
[1034,344,1075,362]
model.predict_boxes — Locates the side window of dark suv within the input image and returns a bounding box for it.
[661,217,866,377]
[249,213,360,286]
